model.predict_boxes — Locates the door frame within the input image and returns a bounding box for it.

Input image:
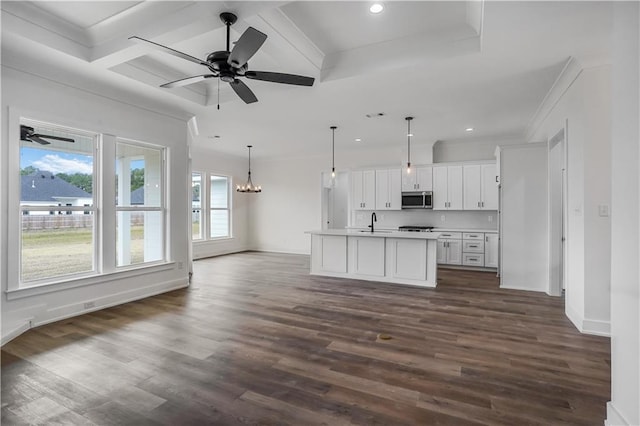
[547,121,568,296]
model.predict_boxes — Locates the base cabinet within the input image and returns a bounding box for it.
[437,239,462,265]
[311,235,347,274]
[387,238,427,280]
[348,237,385,277]
[485,233,499,268]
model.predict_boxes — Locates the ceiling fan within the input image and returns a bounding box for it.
[20,125,75,145]
[129,12,315,105]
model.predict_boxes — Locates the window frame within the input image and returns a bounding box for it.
[208,174,232,240]
[10,113,101,288]
[6,107,173,294]
[191,171,204,241]
[115,138,167,269]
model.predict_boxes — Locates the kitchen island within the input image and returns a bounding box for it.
[306,229,440,288]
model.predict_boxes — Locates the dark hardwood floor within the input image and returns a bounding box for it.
[2,252,610,425]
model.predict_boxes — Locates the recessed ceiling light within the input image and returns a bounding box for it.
[369,3,384,14]
[355,138,362,142]
[465,127,474,132]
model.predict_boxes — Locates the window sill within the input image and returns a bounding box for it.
[193,237,234,244]
[6,262,177,301]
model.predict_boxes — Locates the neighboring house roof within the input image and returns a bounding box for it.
[21,171,91,202]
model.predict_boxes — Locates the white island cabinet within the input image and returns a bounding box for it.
[307,229,440,288]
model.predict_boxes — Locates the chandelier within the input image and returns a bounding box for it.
[236,145,262,193]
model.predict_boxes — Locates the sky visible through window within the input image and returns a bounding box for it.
[21,147,144,174]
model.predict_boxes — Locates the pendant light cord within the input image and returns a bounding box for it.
[217,78,220,110]
[406,117,413,171]
[330,126,337,176]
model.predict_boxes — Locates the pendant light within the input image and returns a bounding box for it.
[405,116,413,174]
[236,145,262,193]
[330,126,337,178]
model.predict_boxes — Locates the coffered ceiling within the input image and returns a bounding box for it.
[1,1,612,159]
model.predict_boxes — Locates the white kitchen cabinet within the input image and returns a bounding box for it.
[387,238,427,280]
[401,166,432,192]
[463,163,498,210]
[351,170,376,210]
[375,169,401,210]
[348,236,385,276]
[433,165,463,210]
[310,235,347,274]
[437,239,462,265]
[484,233,499,268]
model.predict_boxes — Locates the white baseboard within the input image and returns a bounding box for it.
[1,279,189,346]
[1,320,32,346]
[565,304,611,337]
[606,401,631,426]
[251,248,310,256]
[499,284,546,292]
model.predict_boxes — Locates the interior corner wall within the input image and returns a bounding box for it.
[190,147,250,258]
[607,2,640,425]
[249,145,409,254]
[1,66,189,344]
[528,65,612,336]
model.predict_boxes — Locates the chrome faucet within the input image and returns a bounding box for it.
[368,212,377,232]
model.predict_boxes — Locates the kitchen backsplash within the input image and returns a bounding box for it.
[351,210,498,230]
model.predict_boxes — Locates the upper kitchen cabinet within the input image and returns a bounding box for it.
[433,165,463,210]
[376,169,402,210]
[463,163,498,210]
[351,170,376,210]
[401,166,433,192]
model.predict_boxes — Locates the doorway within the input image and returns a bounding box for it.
[548,125,567,296]
[321,171,348,230]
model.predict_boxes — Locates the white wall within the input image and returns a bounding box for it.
[1,65,189,343]
[433,136,523,163]
[607,3,640,425]
[528,65,612,336]
[190,147,251,259]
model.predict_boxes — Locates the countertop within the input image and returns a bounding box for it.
[306,229,441,240]
[345,226,498,234]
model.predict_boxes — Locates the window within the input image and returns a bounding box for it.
[18,119,97,284]
[192,172,203,240]
[116,140,165,267]
[209,175,230,238]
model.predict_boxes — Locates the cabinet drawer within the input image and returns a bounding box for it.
[438,232,462,239]
[462,240,484,253]
[462,253,485,266]
[463,232,484,240]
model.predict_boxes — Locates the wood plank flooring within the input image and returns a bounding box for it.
[1,252,611,425]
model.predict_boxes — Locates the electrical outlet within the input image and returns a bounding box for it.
[598,204,609,217]
[178,261,184,269]
[84,301,95,310]
[488,215,493,222]
[380,214,385,221]
[440,215,445,222]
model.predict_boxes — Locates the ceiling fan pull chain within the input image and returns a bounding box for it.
[217,78,220,110]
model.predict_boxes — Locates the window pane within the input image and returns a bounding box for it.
[21,213,94,282]
[210,176,228,208]
[116,142,162,207]
[192,173,202,240]
[19,119,96,284]
[116,211,163,266]
[210,210,229,238]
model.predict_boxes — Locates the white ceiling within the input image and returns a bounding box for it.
[1,1,612,159]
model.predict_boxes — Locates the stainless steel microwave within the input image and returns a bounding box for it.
[401,191,433,209]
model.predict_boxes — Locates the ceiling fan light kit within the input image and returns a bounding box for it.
[237,145,262,193]
[129,12,315,106]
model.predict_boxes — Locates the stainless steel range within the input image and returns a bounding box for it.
[398,225,434,232]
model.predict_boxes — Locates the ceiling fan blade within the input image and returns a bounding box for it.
[33,134,75,143]
[161,74,218,88]
[245,71,315,87]
[229,79,258,104]
[29,136,51,145]
[129,36,211,67]
[227,27,267,67]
